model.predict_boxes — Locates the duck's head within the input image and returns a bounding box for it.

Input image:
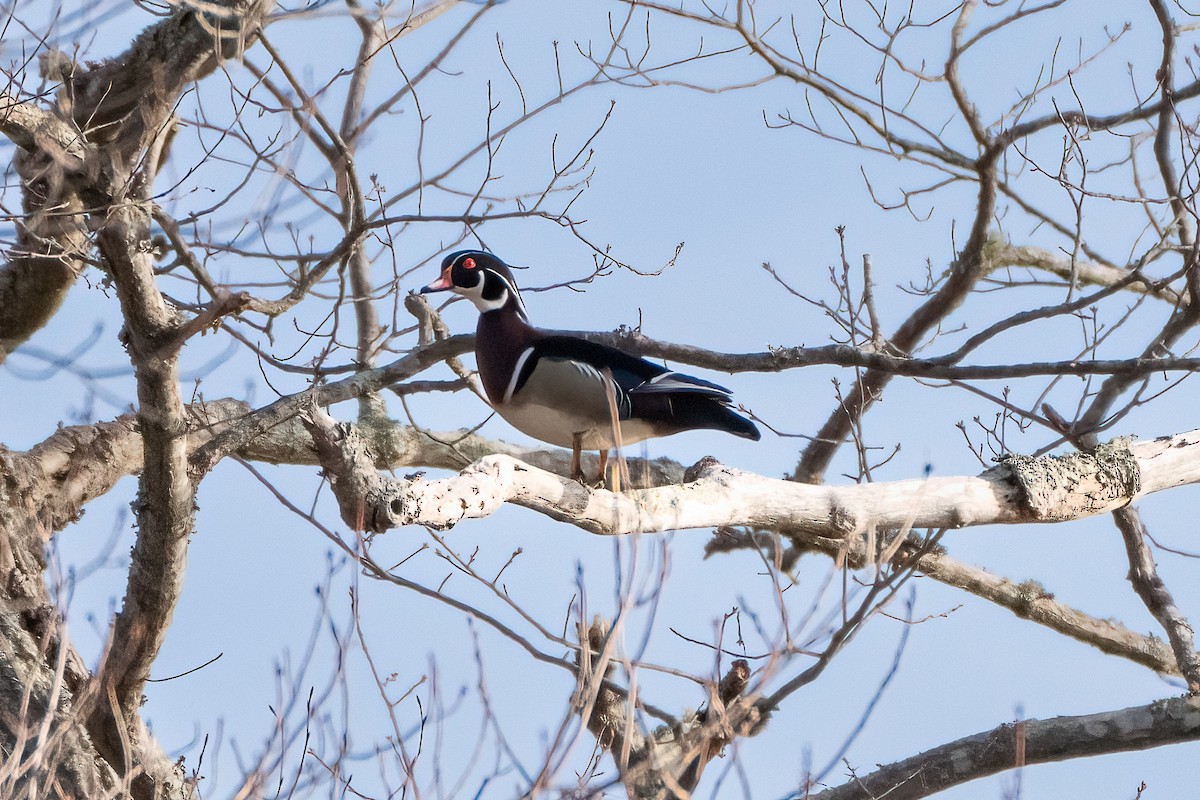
[420,250,527,318]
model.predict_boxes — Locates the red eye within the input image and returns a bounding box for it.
[462,257,477,270]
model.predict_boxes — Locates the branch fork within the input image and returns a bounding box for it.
[576,617,758,798]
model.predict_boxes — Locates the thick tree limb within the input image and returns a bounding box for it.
[0,94,87,159]
[307,418,1200,535]
[0,0,269,364]
[0,445,184,800]
[6,415,143,537]
[0,608,113,799]
[181,326,1200,485]
[810,695,1200,800]
[4,397,682,543]
[87,162,202,800]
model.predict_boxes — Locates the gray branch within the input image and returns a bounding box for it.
[811,696,1200,800]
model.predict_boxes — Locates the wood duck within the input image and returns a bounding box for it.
[421,250,760,483]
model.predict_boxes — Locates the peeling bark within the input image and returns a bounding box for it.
[998,438,1140,521]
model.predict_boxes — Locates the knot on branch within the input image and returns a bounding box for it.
[1008,579,1054,619]
[684,455,725,483]
[302,404,520,532]
[718,659,751,704]
[608,324,646,350]
[300,401,410,533]
[996,437,1140,521]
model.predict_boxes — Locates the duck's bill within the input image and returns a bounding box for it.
[420,271,453,293]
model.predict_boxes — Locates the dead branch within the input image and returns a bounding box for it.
[810,695,1200,800]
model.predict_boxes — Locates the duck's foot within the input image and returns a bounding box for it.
[596,449,612,491]
[570,436,586,485]
[567,470,610,490]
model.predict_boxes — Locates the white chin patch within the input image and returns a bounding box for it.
[462,285,507,313]
[454,269,516,313]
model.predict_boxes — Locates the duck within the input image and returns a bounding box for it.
[420,249,760,484]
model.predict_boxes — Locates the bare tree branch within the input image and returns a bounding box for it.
[811,695,1200,800]
[305,411,1200,536]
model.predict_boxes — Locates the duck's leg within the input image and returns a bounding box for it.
[596,449,609,489]
[570,433,585,482]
